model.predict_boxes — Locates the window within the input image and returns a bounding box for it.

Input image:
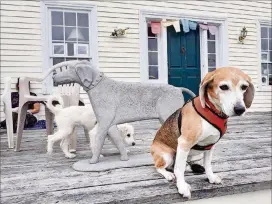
[147,25,159,80]
[50,10,91,65]
[200,25,221,77]
[207,32,217,72]
[261,25,272,86]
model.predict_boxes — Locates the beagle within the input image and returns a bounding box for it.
[151,67,255,198]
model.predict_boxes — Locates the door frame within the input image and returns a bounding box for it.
[139,9,229,83]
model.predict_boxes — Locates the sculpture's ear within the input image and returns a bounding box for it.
[244,76,255,109]
[75,63,92,88]
[199,71,216,108]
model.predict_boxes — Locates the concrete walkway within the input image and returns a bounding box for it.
[181,190,271,204]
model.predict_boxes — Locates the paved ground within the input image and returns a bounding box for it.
[0,112,271,203]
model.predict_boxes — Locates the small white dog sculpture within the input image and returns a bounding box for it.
[46,96,136,158]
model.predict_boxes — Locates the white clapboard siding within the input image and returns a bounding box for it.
[1,0,272,121]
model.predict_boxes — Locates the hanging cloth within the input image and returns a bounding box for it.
[181,19,190,33]
[199,23,209,30]
[208,25,217,35]
[172,21,180,32]
[189,21,197,30]
[151,22,161,34]
[161,19,180,32]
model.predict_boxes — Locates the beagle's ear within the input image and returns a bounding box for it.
[199,71,216,108]
[244,77,255,109]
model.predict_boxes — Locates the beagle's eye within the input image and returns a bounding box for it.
[219,85,229,91]
[127,134,130,137]
[241,85,248,91]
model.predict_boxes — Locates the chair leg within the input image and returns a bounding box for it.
[45,107,54,136]
[5,107,14,148]
[15,104,28,152]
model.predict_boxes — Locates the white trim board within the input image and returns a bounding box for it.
[139,9,229,84]
[256,19,272,92]
[40,1,98,94]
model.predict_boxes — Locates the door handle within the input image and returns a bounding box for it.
[181,46,186,55]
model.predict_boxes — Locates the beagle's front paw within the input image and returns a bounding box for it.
[177,181,191,198]
[208,174,222,184]
[164,171,176,181]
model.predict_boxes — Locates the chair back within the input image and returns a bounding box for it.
[1,77,12,102]
[1,77,14,148]
[51,62,81,107]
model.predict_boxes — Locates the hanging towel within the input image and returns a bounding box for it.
[151,22,161,34]
[181,19,190,33]
[161,19,175,27]
[208,25,217,35]
[172,21,180,32]
[161,19,180,32]
[199,23,209,30]
[189,21,197,30]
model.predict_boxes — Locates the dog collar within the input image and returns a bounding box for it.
[204,97,228,119]
[191,96,228,150]
[82,73,104,91]
[89,73,104,90]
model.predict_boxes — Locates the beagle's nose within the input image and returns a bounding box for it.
[132,142,136,146]
[234,104,245,115]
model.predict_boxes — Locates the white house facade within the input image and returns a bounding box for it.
[0,0,271,119]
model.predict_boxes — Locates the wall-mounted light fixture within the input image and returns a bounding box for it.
[110,27,129,37]
[238,26,248,44]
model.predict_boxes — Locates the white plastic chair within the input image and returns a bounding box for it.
[14,77,52,152]
[1,77,14,148]
[15,61,82,152]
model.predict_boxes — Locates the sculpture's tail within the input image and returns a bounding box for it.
[46,95,64,114]
[180,87,196,98]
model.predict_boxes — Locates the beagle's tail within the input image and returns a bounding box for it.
[46,95,64,114]
[180,87,196,98]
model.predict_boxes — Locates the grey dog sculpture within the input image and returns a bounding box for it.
[52,60,195,163]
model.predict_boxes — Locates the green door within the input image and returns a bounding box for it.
[167,25,201,101]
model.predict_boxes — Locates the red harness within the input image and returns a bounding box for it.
[178,96,229,151]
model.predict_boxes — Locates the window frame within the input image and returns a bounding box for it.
[49,9,92,60]
[207,28,220,72]
[147,22,160,80]
[257,20,272,90]
[41,1,98,94]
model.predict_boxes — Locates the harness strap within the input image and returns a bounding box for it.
[191,97,228,150]
[177,96,228,151]
[178,111,182,135]
[178,97,195,135]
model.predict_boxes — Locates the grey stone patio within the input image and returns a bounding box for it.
[0,112,271,204]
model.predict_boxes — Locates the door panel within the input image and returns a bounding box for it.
[167,25,201,101]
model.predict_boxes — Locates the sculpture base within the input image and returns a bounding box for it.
[72,153,153,172]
